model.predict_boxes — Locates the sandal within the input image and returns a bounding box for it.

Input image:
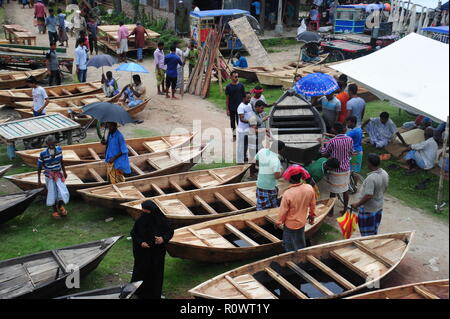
[59,207,68,217]
[52,212,61,219]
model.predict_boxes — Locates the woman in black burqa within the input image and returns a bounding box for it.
[130,200,174,299]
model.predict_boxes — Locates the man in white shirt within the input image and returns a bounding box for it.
[236,92,253,164]
[75,38,88,83]
[404,127,439,172]
[27,76,49,117]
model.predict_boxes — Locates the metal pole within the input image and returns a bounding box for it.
[436,116,449,212]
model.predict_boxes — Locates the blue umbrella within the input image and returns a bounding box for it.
[87,54,117,69]
[295,72,339,97]
[115,63,149,73]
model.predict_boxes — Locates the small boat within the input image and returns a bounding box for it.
[16,132,196,167]
[13,94,114,109]
[55,281,143,299]
[269,90,326,164]
[77,165,251,210]
[347,279,449,299]
[0,188,44,225]
[0,81,102,106]
[189,231,414,299]
[0,165,12,178]
[0,236,122,299]
[234,65,295,82]
[0,52,73,74]
[121,181,259,225]
[167,198,336,263]
[0,69,47,90]
[0,43,66,54]
[6,144,209,196]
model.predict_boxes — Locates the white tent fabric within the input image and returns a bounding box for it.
[331,33,449,123]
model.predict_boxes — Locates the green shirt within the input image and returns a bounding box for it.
[255,148,282,190]
[306,157,328,182]
[187,48,198,66]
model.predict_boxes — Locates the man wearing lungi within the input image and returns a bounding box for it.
[117,22,129,63]
[34,0,47,34]
[351,154,389,236]
[319,122,353,216]
[37,135,69,219]
[102,122,131,184]
[346,115,364,173]
[362,112,407,149]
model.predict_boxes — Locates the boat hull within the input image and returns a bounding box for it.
[0,188,44,225]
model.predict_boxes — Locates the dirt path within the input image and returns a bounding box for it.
[2,3,448,291]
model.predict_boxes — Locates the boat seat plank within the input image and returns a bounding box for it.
[169,181,184,192]
[112,185,125,198]
[127,145,139,156]
[353,241,394,268]
[151,183,165,195]
[87,148,101,161]
[47,89,60,97]
[146,159,160,170]
[65,171,84,184]
[187,228,213,247]
[156,199,194,216]
[234,186,257,206]
[61,89,71,95]
[232,274,277,299]
[0,281,34,299]
[329,250,370,279]
[306,255,356,290]
[61,150,81,161]
[264,267,309,299]
[245,220,281,243]
[208,170,225,182]
[88,168,105,183]
[142,140,171,153]
[130,163,145,175]
[187,177,203,189]
[286,261,334,296]
[413,285,440,299]
[225,275,253,299]
[188,174,220,188]
[214,192,238,211]
[194,195,218,215]
[149,156,178,169]
[195,228,235,248]
[224,223,259,247]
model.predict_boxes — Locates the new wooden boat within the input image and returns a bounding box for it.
[77,165,251,210]
[6,144,209,196]
[346,279,449,299]
[16,132,196,167]
[0,81,102,106]
[121,181,260,225]
[189,231,414,299]
[0,236,122,299]
[0,69,47,90]
[269,90,326,164]
[0,188,44,225]
[13,93,113,109]
[0,52,73,74]
[55,281,143,299]
[0,43,66,54]
[0,164,12,178]
[167,198,336,263]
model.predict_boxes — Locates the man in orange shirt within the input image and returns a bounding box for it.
[276,167,316,252]
[336,75,350,124]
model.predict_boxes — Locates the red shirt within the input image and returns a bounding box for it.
[34,3,46,18]
[336,91,350,123]
[131,26,146,48]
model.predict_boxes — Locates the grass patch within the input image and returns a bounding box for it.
[261,38,298,48]
[312,223,341,245]
[132,128,159,138]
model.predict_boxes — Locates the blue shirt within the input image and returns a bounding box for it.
[105,130,131,174]
[164,53,183,78]
[346,127,363,153]
[233,56,248,68]
[37,146,63,176]
[75,45,87,70]
[57,13,65,28]
[251,1,261,15]
[45,15,57,33]
[347,97,366,127]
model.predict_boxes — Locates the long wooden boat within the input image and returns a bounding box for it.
[0,43,66,54]
[167,198,336,263]
[77,165,251,210]
[0,51,73,74]
[347,279,449,299]
[13,94,113,110]
[0,236,122,299]
[0,81,102,107]
[55,281,143,299]
[269,90,326,164]
[189,231,414,299]
[0,165,12,178]
[121,181,260,225]
[16,132,195,167]
[0,69,47,90]
[6,144,209,196]
[0,188,44,225]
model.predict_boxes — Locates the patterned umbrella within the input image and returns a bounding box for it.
[295,72,339,97]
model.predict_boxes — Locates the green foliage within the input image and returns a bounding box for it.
[261,38,298,48]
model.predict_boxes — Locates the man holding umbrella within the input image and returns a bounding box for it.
[101,122,131,184]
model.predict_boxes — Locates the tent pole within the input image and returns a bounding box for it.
[436,115,449,212]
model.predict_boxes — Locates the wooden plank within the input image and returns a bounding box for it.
[225,223,258,246]
[21,264,36,288]
[353,241,394,268]
[51,250,70,274]
[286,261,334,297]
[329,250,369,279]
[306,256,356,290]
[214,192,239,211]
[127,145,139,156]
[187,176,203,189]
[194,195,218,215]
[87,148,101,160]
[151,183,165,195]
[169,181,184,192]
[88,168,105,183]
[264,267,309,299]
[47,89,60,97]
[112,184,125,198]
[414,285,440,299]
[130,163,145,175]
[187,227,213,247]
[209,170,224,182]
[245,220,281,243]
[146,159,161,170]
[225,275,253,299]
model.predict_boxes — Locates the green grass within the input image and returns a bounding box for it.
[131,128,159,138]
[261,38,298,49]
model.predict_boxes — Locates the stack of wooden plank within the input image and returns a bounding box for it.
[97,25,160,54]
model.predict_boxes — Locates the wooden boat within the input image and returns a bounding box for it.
[234,65,295,82]
[6,144,209,196]
[77,165,251,210]
[0,69,47,90]
[0,43,66,54]
[347,279,449,299]
[189,231,414,299]
[167,198,336,263]
[0,51,73,74]
[0,188,44,225]
[55,281,143,299]
[121,181,260,225]
[97,25,160,54]
[269,90,326,164]
[16,132,195,167]
[13,93,113,109]
[0,236,122,299]
[0,82,102,106]
[0,165,12,178]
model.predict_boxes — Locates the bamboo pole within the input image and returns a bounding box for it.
[436,116,449,212]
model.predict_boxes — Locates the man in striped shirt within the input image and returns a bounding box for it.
[319,122,353,215]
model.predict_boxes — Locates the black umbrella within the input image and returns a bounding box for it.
[82,102,135,125]
[296,31,321,43]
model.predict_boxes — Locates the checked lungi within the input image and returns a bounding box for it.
[106,162,125,184]
[358,207,382,236]
[256,187,279,211]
